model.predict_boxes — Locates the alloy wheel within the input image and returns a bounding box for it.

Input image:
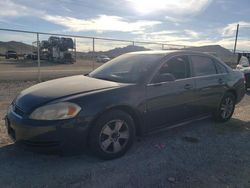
[99,119,129,153]
[220,97,234,119]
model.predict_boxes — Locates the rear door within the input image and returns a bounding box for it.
[145,55,196,131]
[190,55,227,114]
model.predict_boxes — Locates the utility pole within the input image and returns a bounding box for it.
[233,24,239,54]
[74,38,77,63]
[37,33,41,82]
[92,38,95,70]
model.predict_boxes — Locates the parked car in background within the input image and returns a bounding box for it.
[236,56,250,89]
[96,55,110,63]
[5,50,18,59]
[5,51,245,159]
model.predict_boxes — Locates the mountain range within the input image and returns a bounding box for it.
[0,41,34,54]
[0,41,237,66]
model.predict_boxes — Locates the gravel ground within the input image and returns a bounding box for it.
[0,81,249,188]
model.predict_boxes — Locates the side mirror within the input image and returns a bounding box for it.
[153,73,175,83]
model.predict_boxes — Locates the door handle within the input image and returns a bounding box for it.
[152,83,163,87]
[184,84,192,90]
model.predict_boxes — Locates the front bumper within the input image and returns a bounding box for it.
[5,109,90,154]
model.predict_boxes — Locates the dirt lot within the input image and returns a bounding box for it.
[0,58,103,81]
[0,81,249,188]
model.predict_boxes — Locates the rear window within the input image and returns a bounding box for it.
[191,56,217,76]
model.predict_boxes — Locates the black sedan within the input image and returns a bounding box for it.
[5,51,245,159]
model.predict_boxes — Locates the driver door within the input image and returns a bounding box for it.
[145,55,195,131]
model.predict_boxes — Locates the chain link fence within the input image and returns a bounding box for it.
[0,28,190,82]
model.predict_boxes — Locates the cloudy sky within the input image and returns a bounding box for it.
[0,0,250,51]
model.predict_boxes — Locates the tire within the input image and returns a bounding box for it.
[213,92,236,122]
[88,110,135,160]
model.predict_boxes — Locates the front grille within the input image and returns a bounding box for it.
[13,105,25,117]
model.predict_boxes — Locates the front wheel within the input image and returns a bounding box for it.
[88,110,135,160]
[213,92,236,122]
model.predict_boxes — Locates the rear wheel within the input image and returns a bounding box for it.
[214,92,236,122]
[89,110,135,160]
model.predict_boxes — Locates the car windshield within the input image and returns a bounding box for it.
[89,53,164,83]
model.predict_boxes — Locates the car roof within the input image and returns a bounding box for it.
[127,50,213,56]
[127,50,227,64]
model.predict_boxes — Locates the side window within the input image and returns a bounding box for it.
[214,60,228,74]
[191,56,217,76]
[158,55,190,80]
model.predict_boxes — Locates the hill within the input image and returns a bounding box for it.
[185,45,237,67]
[77,45,149,59]
[0,41,238,68]
[103,45,149,58]
[0,41,34,54]
[0,40,149,58]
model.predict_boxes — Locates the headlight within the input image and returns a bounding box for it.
[29,102,81,120]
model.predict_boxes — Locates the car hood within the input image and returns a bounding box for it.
[15,75,120,113]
